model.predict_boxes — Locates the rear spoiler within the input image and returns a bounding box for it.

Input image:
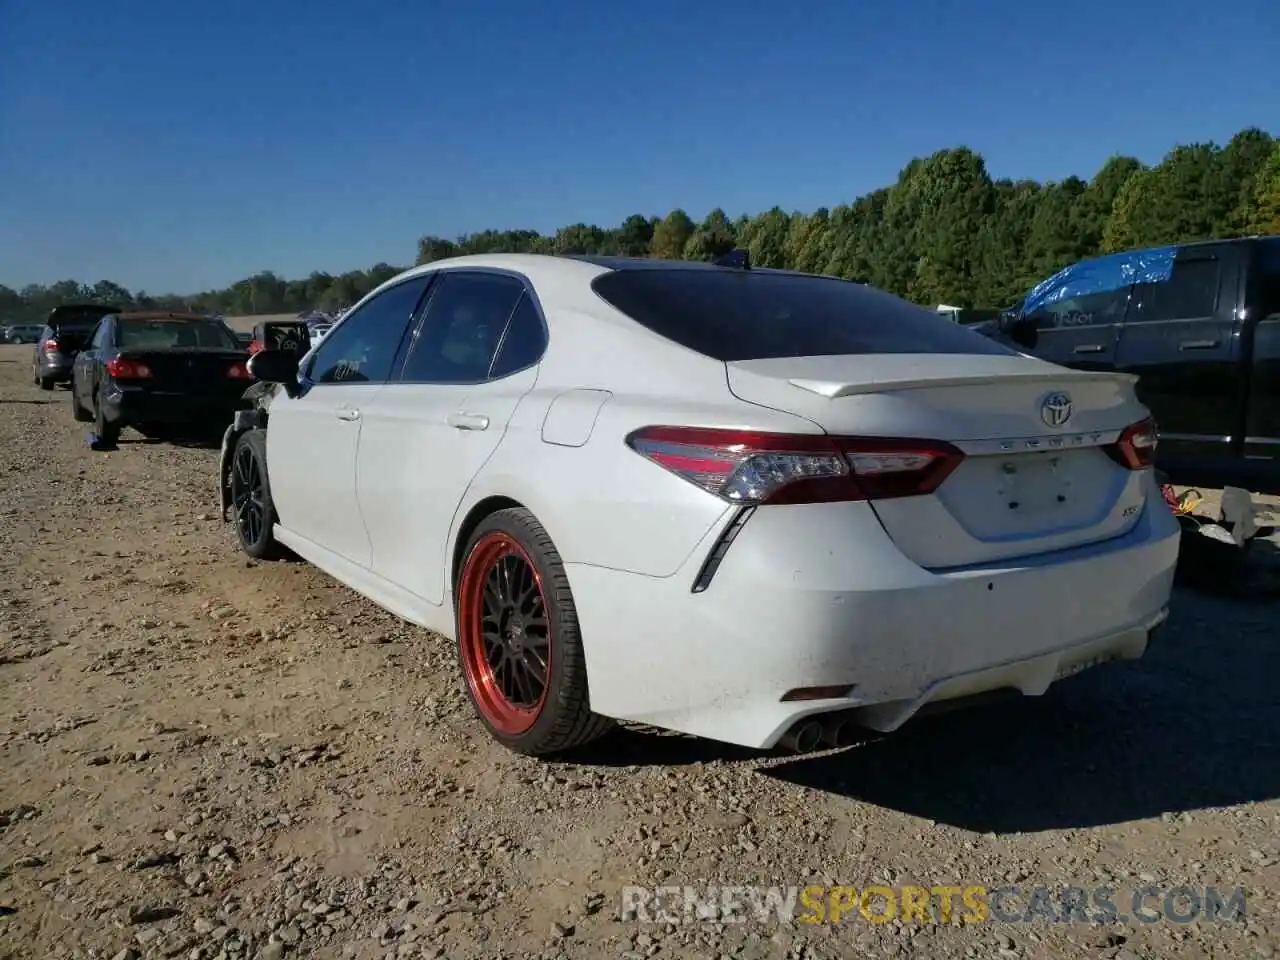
[787,368,1138,399]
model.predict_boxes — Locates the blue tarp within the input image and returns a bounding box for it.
[1020,245,1178,317]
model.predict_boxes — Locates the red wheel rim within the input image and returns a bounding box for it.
[458,532,551,735]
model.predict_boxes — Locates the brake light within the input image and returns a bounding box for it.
[43,338,59,354]
[626,426,964,505]
[1105,417,1158,470]
[105,357,152,379]
[227,362,250,379]
[247,339,264,355]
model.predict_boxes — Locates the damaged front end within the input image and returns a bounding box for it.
[219,381,280,520]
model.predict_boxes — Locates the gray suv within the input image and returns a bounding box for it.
[32,304,119,390]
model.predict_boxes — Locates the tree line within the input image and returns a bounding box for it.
[3,126,1278,326]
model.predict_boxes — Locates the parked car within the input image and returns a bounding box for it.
[31,304,120,390]
[71,311,252,447]
[247,319,310,357]
[4,324,44,344]
[988,235,1280,492]
[218,252,1178,757]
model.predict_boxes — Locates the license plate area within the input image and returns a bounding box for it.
[1054,652,1116,681]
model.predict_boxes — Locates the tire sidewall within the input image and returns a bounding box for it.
[456,512,577,750]
[232,430,278,558]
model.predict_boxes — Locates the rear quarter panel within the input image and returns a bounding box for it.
[458,298,819,586]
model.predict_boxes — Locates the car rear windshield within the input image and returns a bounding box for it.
[591,269,1018,362]
[118,319,239,350]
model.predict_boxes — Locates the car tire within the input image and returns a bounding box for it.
[230,429,285,560]
[38,375,54,391]
[455,507,614,756]
[70,384,92,422]
[92,387,121,447]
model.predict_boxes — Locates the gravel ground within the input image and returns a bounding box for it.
[1,342,1277,960]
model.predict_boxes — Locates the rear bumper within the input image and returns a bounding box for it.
[567,484,1181,749]
[36,356,74,380]
[102,383,245,425]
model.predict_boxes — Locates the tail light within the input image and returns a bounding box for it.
[626,426,964,505]
[1105,417,1158,470]
[105,357,152,379]
[247,339,264,355]
[227,362,250,379]
[43,338,59,354]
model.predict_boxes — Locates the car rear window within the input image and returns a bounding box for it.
[590,269,1017,362]
[118,319,239,350]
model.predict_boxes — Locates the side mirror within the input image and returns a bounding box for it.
[246,349,301,397]
[255,321,312,361]
[1007,316,1039,351]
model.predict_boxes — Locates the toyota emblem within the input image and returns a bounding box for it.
[1040,392,1072,428]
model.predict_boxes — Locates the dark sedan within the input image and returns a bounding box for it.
[71,311,251,449]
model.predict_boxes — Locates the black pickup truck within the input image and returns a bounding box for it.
[986,235,1280,493]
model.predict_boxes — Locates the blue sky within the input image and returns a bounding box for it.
[1,0,1276,294]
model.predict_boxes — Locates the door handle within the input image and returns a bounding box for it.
[334,406,361,422]
[1179,339,1219,351]
[1072,344,1105,354]
[447,411,490,431]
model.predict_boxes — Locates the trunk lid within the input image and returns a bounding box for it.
[124,349,248,392]
[726,353,1151,568]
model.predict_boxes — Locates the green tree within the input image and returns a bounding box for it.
[649,209,696,260]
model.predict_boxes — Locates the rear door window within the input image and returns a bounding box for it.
[1256,239,1280,319]
[590,269,1016,362]
[1130,254,1222,322]
[399,272,526,383]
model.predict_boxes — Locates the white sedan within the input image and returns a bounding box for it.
[220,253,1179,756]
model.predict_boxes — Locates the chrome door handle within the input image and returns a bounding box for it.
[447,412,490,431]
[1179,339,1219,350]
[1072,344,1105,354]
[334,406,361,422]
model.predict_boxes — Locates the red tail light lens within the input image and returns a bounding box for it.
[43,338,59,354]
[1106,417,1158,470]
[247,339,264,355]
[626,426,964,505]
[227,362,250,379]
[105,357,152,379]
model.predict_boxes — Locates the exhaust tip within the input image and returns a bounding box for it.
[780,719,824,754]
[820,715,852,749]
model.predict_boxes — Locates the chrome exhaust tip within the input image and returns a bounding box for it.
[820,713,853,749]
[779,718,823,754]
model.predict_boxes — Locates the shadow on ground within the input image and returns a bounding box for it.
[574,587,1280,832]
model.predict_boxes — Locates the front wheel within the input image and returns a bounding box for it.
[455,508,613,756]
[230,429,284,560]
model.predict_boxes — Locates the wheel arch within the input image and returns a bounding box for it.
[450,495,526,602]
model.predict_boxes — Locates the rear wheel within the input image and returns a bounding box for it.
[230,429,284,560]
[455,508,613,756]
[38,376,54,391]
[91,386,121,448]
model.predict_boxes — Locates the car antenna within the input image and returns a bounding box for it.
[713,248,751,270]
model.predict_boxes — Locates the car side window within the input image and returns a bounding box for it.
[1255,241,1280,319]
[400,272,525,383]
[1026,288,1131,331]
[308,277,430,384]
[1132,257,1221,322]
[488,293,547,378]
[90,319,111,349]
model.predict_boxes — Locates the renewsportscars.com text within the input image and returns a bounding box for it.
[620,884,1247,926]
